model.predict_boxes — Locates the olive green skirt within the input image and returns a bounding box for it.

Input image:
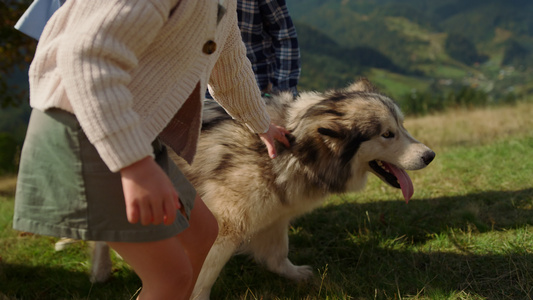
[13,108,196,242]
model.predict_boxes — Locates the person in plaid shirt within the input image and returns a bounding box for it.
[237,0,301,98]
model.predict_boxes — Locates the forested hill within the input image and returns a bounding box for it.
[287,0,533,100]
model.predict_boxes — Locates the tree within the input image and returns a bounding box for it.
[501,40,531,68]
[444,33,488,66]
[0,0,36,108]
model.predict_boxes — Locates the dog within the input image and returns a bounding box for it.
[90,78,435,299]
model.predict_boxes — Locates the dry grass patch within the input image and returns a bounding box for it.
[0,176,17,197]
[405,101,533,150]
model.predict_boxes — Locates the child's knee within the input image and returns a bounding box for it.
[141,262,194,299]
[156,258,194,290]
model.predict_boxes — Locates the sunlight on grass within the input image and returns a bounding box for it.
[1,103,533,299]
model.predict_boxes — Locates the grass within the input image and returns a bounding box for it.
[1,102,533,299]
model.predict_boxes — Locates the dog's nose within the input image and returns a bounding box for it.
[422,151,435,165]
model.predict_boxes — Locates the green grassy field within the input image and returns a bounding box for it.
[1,102,532,299]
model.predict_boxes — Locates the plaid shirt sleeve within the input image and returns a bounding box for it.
[237,0,301,96]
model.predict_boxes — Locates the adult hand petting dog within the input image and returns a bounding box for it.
[259,123,291,159]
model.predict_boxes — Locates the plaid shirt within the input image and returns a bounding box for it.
[237,0,301,96]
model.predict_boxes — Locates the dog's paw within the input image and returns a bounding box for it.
[274,263,313,282]
[286,265,313,281]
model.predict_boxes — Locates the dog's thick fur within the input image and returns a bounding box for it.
[91,79,435,299]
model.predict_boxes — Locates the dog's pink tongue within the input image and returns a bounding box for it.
[383,162,414,203]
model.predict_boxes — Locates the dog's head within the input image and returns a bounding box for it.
[287,78,435,202]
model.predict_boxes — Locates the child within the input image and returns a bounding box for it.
[13,1,290,299]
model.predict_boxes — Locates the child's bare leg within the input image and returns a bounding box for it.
[176,195,219,296]
[108,195,218,300]
[108,237,193,300]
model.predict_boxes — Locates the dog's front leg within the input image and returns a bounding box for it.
[192,236,238,300]
[245,219,313,281]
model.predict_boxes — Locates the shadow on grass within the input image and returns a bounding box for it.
[212,188,533,299]
[0,262,140,300]
[1,189,532,299]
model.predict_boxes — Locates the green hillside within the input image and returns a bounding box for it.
[1,0,532,174]
[287,0,533,100]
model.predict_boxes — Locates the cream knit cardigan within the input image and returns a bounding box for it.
[28,0,270,172]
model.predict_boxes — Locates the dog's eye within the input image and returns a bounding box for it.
[382,131,395,139]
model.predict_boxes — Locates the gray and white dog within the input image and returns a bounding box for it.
[91,78,435,299]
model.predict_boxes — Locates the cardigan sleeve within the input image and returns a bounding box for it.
[208,6,271,134]
[53,0,174,171]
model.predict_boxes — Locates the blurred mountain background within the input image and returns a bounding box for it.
[287,0,533,109]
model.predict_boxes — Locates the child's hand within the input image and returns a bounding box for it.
[120,156,180,226]
[258,123,291,159]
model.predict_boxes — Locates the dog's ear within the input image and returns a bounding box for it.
[345,77,379,93]
[318,127,344,139]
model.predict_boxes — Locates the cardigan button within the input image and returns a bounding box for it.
[202,40,217,54]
